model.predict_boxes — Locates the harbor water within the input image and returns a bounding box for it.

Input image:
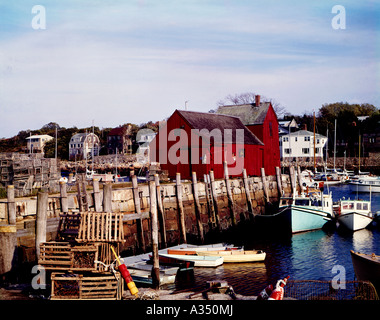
[162,184,380,296]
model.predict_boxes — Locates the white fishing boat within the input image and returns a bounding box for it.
[348,176,380,193]
[336,199,374,231]
[159,253,224,267]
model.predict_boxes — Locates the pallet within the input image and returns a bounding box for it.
[77,212,125,242]
[51,272,123,300]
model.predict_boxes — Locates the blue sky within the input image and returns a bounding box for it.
[0,0,379,138]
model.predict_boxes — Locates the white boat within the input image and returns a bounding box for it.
[337,199,374,231]
[349,176,380,193]
[197,250,266,263]
[159,253,224,267]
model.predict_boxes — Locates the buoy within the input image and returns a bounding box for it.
[268,276,289,300]
[256,284,273,300]
[111,246,139,297]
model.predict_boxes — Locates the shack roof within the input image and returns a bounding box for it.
[176,110,263,145]
[216,102,272,126]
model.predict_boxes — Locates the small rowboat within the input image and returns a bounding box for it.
[159,253,224,267]
[129,268,176,286]
[150,254,195,270]
[197,250,266,263]
[167,247,241,255]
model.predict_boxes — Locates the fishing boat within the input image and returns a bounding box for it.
[197,250,266,263]
[159,253,224,268]
[336,199,374,231]
[350,250,380,292]
[275,190,333,233]
[348,176,380,193]
[129,268,176,286]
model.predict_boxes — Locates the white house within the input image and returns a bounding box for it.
[26,134,53,153]
[69,133,100,160]
[280,130,327,161]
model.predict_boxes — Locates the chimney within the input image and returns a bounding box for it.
[255,95,260,106]
[303,124,307,131]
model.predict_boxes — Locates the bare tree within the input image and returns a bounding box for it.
[215,92,287,117]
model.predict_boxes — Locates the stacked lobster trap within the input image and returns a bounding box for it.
[38,212,126,300]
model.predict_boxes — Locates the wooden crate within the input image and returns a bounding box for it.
[38,242,72,270]
[39,242,99,271]
[51,272,123,300]
[77,212,125,242]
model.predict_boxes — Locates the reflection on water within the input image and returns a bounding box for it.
[162,185,380,296]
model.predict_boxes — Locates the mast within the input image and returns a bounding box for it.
[358,134,361,173]
[334,119,337,172]
[313,111,316,172]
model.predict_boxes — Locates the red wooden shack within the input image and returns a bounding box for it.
[216,95,280,176]
[150,110,264,180]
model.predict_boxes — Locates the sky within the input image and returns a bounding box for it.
[0,0,379,138]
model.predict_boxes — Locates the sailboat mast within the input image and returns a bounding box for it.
[358,134,361,173]
[334,119,337,171]
[313,111,316,172]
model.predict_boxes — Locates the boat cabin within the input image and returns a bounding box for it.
[340,200,371,213]
[279,193,333,214]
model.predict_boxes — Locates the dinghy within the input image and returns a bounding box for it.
[159,253,223,267]
[197,250,266,263]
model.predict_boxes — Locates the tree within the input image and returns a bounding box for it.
[216,92,287,117]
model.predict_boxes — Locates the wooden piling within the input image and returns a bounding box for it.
[7,185,16,225]
[242,169,254,220]
[92,178,102,212]
[275,166,283,197]
[1,185,17,276]
[36,192,48,260]
[132,175,146,253]
[154,174,167,248]
[102,182,112,213]
[224,161,236,227]
[191,172,204,244]
[149,180,160,289]
[289,166,297,195]
[261,167,269,203]
[297,166,303,191]
[59,181,68,213]
[176,172,187,244]
[209,171,221,232]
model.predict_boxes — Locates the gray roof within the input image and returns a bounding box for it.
[216,102,272,126]
[176,110,263,145]
[287,130,327,139]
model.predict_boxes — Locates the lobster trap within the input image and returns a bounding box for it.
[284,280,379,300]
[50,272,123,300]
[38,241,120,272]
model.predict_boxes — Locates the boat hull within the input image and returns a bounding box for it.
[159,253,224,267]
[278,206,331,233]
[197,250,266,263]
[338,212,373,231]
[350,250,380,292]
[349,182,380,193]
